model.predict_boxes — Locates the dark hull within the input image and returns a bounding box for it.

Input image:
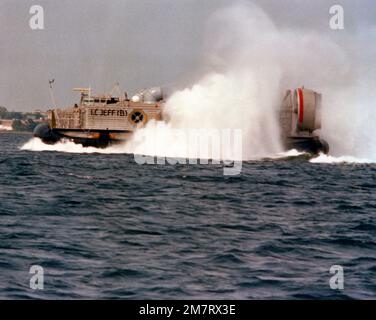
[283,136,329,155]
[34,124,330,154]
[57,132,114,148]
[33,123,126,148]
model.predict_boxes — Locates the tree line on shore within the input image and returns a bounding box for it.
[0,106,47,132]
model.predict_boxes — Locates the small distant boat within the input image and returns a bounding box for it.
[0,120,13,132]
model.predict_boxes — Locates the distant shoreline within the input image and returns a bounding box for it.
[0,131,33,135]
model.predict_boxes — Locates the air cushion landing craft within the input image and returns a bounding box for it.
[34,85,329,154]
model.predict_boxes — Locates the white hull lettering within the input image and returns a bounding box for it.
[90,109,128,117]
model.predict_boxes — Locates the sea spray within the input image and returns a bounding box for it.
[123,2,350,160]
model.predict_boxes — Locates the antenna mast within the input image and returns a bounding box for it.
[48,79,57,108]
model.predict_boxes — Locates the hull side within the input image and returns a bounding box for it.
[33,123,131,148]
[34,124,330,154]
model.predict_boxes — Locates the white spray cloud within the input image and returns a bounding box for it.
[320,26,376,160]
[124,2,351,160]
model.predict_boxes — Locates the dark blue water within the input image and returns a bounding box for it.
[0,133,375,299]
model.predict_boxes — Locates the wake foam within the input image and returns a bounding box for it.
[271,149,307,159]
[20,138,129,154]
[310,154,375,164]
[21,137,307,163]
[25,138,375,165]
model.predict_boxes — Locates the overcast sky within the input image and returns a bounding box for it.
[1,0,375,111]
